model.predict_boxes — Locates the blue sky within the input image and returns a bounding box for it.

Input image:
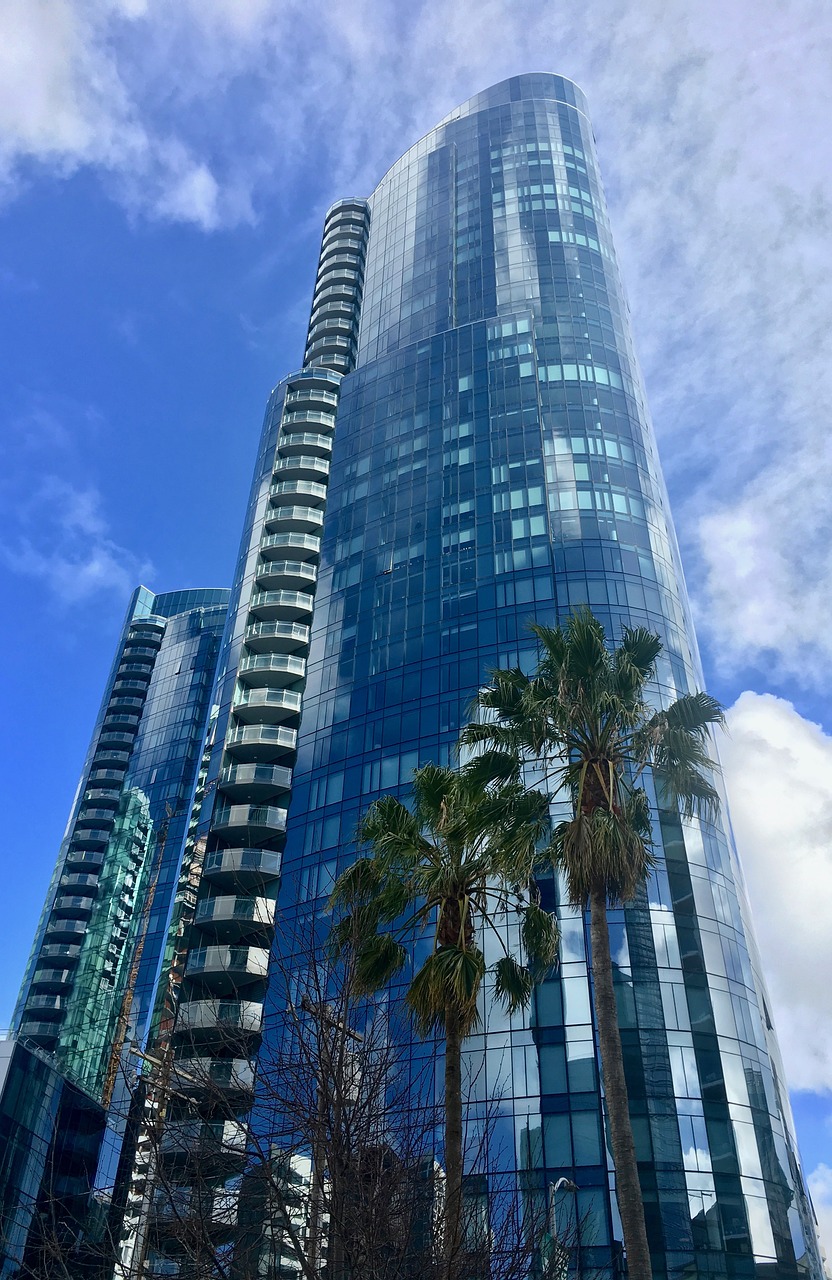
[2,0,831,1249]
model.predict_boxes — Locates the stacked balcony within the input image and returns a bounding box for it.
[21,616,163,1048]
[161,207,370,1262]
[304,200,369,374]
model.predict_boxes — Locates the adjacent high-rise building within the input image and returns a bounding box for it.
[7,74,825,1280]
[4,586,229,1269]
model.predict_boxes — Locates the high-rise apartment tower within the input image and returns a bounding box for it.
[76,75,829,1278]
[6,586,229,1271]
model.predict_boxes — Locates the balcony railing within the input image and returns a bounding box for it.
[263,506,324,534]
[202,847,281,887]
[225,724,297,760]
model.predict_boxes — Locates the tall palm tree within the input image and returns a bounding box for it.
[329,754,559,1280]
[461,608,724,1280]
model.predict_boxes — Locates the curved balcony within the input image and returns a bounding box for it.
[263,505,324,536]
[108,693,146,712]
[310,282,360,311]
[185,945,269,990]
[151,1186,238,1235]
[305,334,355,363]
[224,724,297,762]
[259,532,320,564]
[69,827,111,848]
[232,687,302,726]
[83,787,121,805]
[171,1057,255,1101]
[60,872,100,892]
[319,232,365,259]
[159,1119,248,1170]
[308,353,351,375]
[18,1020,59,1043]
[53,894,95,916]
[272,455,330,484]
[269,479,327,509]
[316,249,364,274]
[313,269,362,301]
[92,745,131,767]
[212,802,287,842]
[243,620,309,655]
[31,967,74,991]
[75,807,116,827]
[194,896,275,941]
[238,653,306,688]
[281,408,336,430]
[88,768,127,785]
[306,315,356,345]
[116,662,153,680]
[40,943,82,962]
[307,300,356,329]
[255,560,317,593]
[175,998,263,1037]
[45,917,88,941]
[248,590,314,622]
[277,430,332,458]
[97,729,137,753]
[121,642,159,657]
[202,847,281,889]
[284,385,339,410]
[103,706,141,727]
[219,762,293,802]
[65,848,105,872]
[25,994,66,1014]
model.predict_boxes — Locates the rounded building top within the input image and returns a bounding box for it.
[434,73,589,129]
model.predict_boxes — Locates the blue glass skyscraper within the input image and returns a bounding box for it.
[144,75,827,1278]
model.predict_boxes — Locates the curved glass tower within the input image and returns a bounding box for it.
[176,75,823,1278]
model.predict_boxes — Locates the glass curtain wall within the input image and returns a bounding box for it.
[265,76,823,1279]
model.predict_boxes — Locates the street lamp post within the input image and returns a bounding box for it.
[547,1177,579,1278]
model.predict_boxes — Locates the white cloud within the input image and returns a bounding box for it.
[807,1164,832,1265]
[1,0,831,684]
[1,474,153,607]
[721,692,832,1094]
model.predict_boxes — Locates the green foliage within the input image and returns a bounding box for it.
[329,753,559,1039]
[462,606,725,908]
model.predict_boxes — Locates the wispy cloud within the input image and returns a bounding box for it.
[1,398,153,607]
[807,1164,832,1259]
[1,475,153,606]
[2,0,830,688]
[721,692,832,1095]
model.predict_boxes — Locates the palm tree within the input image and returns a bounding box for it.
[461,608,724,1280]
[329,754,559,1280]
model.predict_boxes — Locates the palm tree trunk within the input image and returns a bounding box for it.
[589,887,652,1279]
[443,1003,464,1280]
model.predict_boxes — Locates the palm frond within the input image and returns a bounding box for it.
[358,794,425,863]
[492,955,534,1013]
[459,749,521,791]
[656,765,722,823]
[406,946,486,1035]
[329,856,384,909]
[520,902,560,977]
[564,607,609,684]
[618,626,663,678]
[664,691,725,733]
[353,931,408,994]
[549,807,654,906]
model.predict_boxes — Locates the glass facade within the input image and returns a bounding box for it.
[147,76,828,1277]
[9,584,230,1267]
[0,1036,105,1277]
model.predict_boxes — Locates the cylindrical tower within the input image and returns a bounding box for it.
[170,75,823,1279]
[273,76,823,1278]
